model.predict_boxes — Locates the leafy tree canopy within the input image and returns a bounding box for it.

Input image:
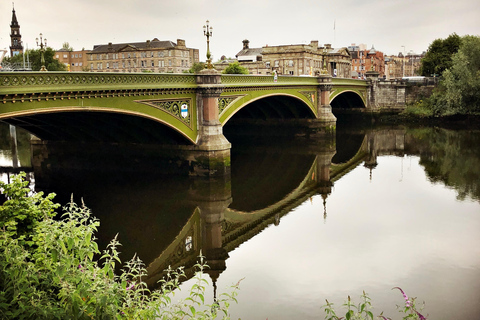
[62,42,73,51]
[185,62,205,73]
[420,33,461,77]
[222,61,249,74]
[3,47,67,71]
[435,35,480,115]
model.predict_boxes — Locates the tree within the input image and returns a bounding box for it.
[432,35,480,115]
[3,48,66,71]
[184,62,205,73]
[62,42,73,51]
[420,33,461,77]
[222,61,249,74]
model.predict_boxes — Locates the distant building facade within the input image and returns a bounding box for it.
[349,44,385,79]
[10,6,23,57]
[384,51,425,80]
[55,49,91,72]
[87,38,199,73]
[216,40,351,78]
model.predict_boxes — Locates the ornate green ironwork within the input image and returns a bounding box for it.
[300,91,316,104]
[218,96,237,114]
[142,99,192,127]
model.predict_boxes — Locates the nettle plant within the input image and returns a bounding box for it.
[0,173,240,320]
[321,288,427,320]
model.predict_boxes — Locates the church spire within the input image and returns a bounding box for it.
[10,3,23,57]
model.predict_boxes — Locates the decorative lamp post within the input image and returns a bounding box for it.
[36,33,47,71]
[203,20,213,69]
[321,47,328,75]
[401,45,405,78]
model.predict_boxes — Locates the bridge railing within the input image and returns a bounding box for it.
[331,78,368,87]
[0,72,197,95]
[221,74,319,87]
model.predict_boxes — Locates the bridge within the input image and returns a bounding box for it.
[0,70,400,176]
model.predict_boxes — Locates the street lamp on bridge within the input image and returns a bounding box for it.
[203,20,213,69]
[36,33,47,72]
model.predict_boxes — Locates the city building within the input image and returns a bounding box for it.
[10,6,23,57]
[384,51,425,80]
[349,44,385,79]
[86,39,199,73]
[215,40,351,78]
[55,49,91,72]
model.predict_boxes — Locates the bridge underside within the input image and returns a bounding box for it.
[1,112,192,145]
[223,95,324,141]
[331,91,366,109]
[227,96,314,121]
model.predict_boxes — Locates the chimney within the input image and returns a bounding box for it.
[310,40,318,50]
[325,44,332,49]
[176,39,186,48]
[243,39,249,50]
[146,40,151,48]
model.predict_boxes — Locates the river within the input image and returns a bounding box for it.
[0,121,479,320]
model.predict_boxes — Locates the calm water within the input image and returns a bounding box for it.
[1,122,479,320]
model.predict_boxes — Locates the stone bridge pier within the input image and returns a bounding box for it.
[190,69,231,177]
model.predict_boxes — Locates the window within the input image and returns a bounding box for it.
[288,60,294,67]
[289,71,294,75]
[168,60,172,66]
[274,61,279,67]
[90,63,93,70]
[265,61,270,68]
[127,53,131,58]
[56,55,59,58]
[71,54,74,58]
[79,62,83,66]
[106,62,110,69]
[64,54,68,58]
[79,54,82,58]
[159,60,164,67]
[151,60,154,67]
[75,54,78,58]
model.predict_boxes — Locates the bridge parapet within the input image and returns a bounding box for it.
[0,72,197,97]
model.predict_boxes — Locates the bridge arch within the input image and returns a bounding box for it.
[1,108,195,145]
[220,93,316,125]
[330,90,366,109]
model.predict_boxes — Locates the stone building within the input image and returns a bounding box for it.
[384,51,425,80]
[349,44,385,79]
[215,40,351,78]
[87,38,199,73]
[55,49,91,72]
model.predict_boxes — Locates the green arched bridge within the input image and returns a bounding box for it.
[0,72,369,144]
[1,71,385,176]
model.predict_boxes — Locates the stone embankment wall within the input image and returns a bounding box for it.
[369,79,437,111]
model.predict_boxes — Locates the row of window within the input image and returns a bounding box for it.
[91,50,189,60]
[91,59,190,70]
[264,59,324,68]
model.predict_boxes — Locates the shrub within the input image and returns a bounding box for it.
[0,173,240,319]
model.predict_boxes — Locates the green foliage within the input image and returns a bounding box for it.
[4,48,67,71]
[62,42,74,51]
[321,289,427,320]
[222,62,249,75]
[0,173,240,319]
[185,62,206,73]
[436,35,480,115]
[420,33,461,77]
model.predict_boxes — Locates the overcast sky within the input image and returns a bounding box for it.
[1,0,479,60]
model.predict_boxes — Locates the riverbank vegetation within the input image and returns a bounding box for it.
[0,173,240,319]
[405,34,480,118]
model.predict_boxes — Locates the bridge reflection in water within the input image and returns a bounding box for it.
[0,122,407,293]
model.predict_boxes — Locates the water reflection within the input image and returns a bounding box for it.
[1,121,479,319]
